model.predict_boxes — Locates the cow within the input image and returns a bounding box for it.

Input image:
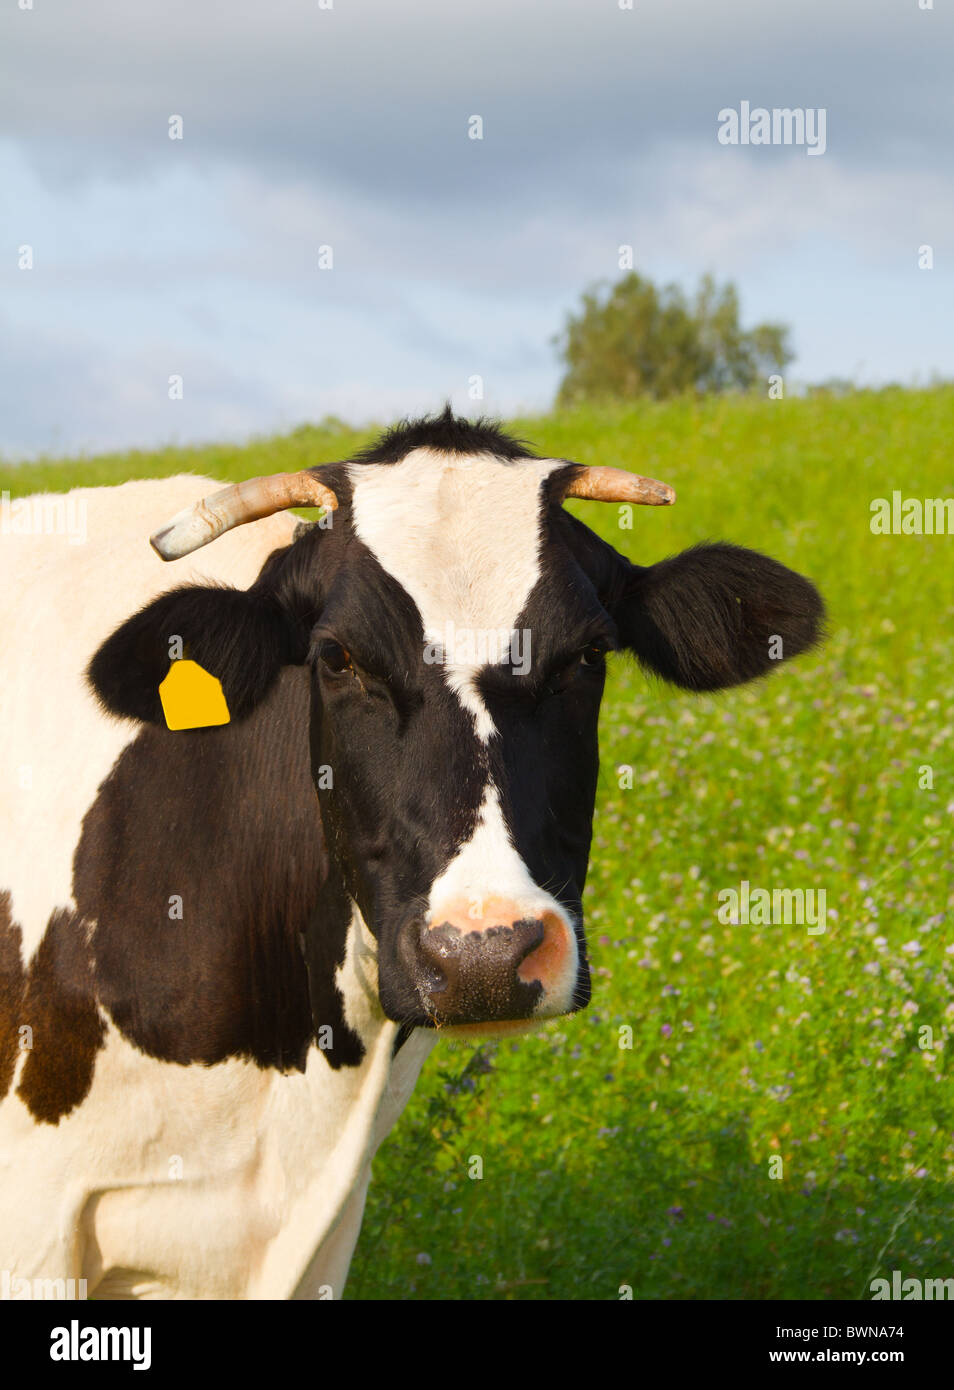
[0,410,823,1298]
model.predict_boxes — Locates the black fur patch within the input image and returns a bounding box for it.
[0,892,26,1101]
[75,668,363,1073]
[352,405,537,466]
[16,908,106,1125]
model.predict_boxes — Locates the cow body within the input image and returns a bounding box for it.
[1,415,823,1298]
[0,477,434,1298]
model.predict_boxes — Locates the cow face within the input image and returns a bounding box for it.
[89,413,823,1036]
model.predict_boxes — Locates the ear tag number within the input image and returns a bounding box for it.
[158,660,231,731]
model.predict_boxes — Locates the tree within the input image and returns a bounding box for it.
[554,272,793,406]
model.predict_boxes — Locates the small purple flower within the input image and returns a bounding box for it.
[661,1023,672,1038]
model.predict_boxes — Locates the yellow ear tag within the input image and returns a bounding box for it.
[158,660,231,731]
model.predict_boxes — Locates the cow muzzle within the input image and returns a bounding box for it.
[401,896,580,1029]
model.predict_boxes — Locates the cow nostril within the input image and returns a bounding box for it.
[510,918,546,967]
[420,963,446,993]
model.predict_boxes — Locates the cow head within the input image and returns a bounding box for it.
[89,411,823,1037]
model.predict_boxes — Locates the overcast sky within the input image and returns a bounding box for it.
[1,0,950,458]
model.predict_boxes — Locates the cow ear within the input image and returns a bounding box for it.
[88,585,303,725]
[613,542,824,691]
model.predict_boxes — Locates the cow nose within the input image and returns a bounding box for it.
[410,896,576,1025]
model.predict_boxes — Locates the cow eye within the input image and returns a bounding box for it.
[579,644,606,669]
[318,640,353,675]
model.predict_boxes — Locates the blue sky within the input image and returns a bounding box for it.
[1,0,951,458]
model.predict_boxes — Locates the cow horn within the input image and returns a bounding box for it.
[562,466,675,506]
[149,471,338,560]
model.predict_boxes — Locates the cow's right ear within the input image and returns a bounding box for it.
[610,542,824,691]
[88,584,304,725]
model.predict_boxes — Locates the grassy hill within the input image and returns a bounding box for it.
[5,386,953,1299]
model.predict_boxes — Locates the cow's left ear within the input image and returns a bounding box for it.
[88,583,305,726]
[612,542,824,691]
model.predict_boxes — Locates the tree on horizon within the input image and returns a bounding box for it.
[554,272,793,406]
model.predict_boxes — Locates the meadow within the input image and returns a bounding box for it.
[4,386,952,1300]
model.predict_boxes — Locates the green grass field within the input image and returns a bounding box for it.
[4,387,952,1300]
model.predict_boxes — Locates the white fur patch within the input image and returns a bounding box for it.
[349,448,562,742]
